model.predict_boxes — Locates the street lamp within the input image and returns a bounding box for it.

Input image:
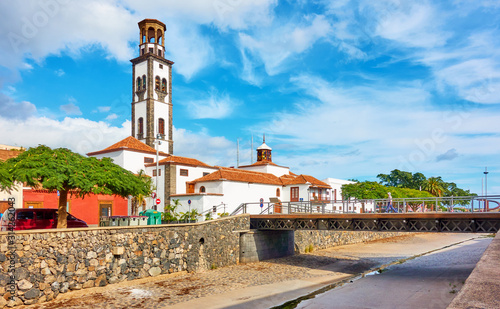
[154,134,162,210]
[484,167,489,211]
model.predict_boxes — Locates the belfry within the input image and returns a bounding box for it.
[130,19,174,154]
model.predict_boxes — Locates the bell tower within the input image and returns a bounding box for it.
[131,19,173,154]
[257,135,272,162]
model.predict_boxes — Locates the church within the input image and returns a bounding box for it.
[87,19,351,219]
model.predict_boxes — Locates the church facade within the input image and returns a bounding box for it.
[88,19,345,218]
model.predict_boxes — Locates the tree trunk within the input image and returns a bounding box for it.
[57,189,68,229]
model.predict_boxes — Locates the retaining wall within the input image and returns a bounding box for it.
[0,215,249,307]
[294,230,412,253]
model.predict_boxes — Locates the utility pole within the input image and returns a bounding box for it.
[484,167,489,211]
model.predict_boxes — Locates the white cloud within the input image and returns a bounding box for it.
[54,69,65,77]
[60,97,82,115]
[0,116,130,155]
[98,106,111,113]
[173,127,234,166]
[105,113,118,121]
[184,90,238,119]
[0,93,37,119]
[247,74,500,181]
[239,14,332,76]
[0,0,277,80]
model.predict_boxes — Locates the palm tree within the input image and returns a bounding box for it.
[132,170,152,215]
[423,177,445,197]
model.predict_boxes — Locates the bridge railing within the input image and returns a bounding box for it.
[234,195,500,215]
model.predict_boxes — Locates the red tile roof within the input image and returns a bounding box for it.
[146,156,214,168]
[87,136,168,156]
[281,174,331,188]
[193,167,284,185]
[191,168,331,188]
[0,149,23,161]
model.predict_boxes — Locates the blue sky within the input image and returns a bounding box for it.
[1,0,499,195]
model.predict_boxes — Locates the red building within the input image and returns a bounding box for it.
[23,189,128,226]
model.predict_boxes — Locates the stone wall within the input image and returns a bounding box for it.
[0,215,249,307]
[294,230,412,253]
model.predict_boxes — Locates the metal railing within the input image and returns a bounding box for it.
[232,195,500,215]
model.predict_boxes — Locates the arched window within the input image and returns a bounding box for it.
[148,27,155,43]
[142,75,146,89]
[158,118,165,135]
[141,29,146,43]
[161,78,166,92]
[136,77,141,90]
[155,76,160,91]
[138,117,144,135]
[276,188,280,197]
[200,186,206,193]
[157,29,163,45]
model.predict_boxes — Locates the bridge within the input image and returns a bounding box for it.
[227,195,500,233]
[249,213,500,233]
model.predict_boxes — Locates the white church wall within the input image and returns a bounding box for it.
[174,165,218,194]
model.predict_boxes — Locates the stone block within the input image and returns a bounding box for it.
[112,247,125,256]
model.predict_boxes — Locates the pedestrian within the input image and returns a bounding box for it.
[386,192,397,213]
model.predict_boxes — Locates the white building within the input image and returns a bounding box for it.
[88,19,367,217]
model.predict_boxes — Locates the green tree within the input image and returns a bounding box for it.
[0,145,151,228]
[423,177,445,197]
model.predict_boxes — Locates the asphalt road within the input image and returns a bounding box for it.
[294,237,492,309]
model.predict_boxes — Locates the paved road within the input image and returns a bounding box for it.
[293,237,491,309]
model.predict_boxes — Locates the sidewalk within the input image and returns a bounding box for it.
[21,233,485,309]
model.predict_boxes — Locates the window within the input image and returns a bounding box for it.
[155,76,160,91]
[157,29,163,44]
[18,211,34,220]
[144,157,154,163]
[153,169,161,176]
[161,78,167,92]
[158,50,162,57]
[159,64,163,69]
[180,169,188,176]
[158,118,165,136]
[290,187,299,202]
[136,77,141,90]
[200,186,206,193]
[142,75,146,89]
[148,27,155,43]
[138,117,144,135]
[276,188,280,197]
[149,48,153,54]
[203,172,210,176]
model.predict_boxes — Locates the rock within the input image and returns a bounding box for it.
[41,268,51,275]
[44,275,56,284]
[95,274,107,287]
[148,267,161,277]
[17,279,33,290]
[0,297,7,308]
[60,282,69,293]
[86,251,97,259]
[89,259,99,267]
[82,280,94,289]
[51,281,60,291]
[23,288,40,300]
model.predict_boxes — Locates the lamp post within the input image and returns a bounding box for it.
[154,134,161,210]
[484,167,489,211]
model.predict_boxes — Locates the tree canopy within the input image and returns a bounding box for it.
[376,169,473,197]
[0,145,151,228]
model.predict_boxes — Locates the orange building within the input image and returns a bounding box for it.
[23,189,128,226]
